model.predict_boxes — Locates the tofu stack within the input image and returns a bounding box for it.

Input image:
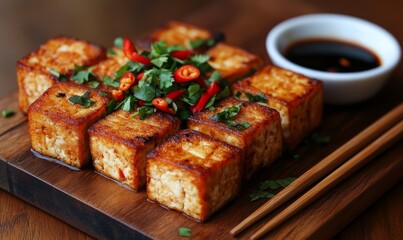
[17,36,106,112]
[188,97,283,179]
[147,130,242,221]
[232,65,323,148]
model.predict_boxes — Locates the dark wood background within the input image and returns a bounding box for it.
[0,0,402,239]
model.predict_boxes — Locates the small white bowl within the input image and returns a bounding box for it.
[266,14,401,104]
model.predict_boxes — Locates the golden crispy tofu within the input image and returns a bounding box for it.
[88,110,180,190]
[92,47,128,79]
[148,21,212,48]
[147,129,242,222]
[188,97,283,179]
[232,65,323,148]
[207,43,262,83]
[17,36,106,113]
[28,82,109,168]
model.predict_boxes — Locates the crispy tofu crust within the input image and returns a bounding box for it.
[232,65,323,148]
[148,21,212,48]
[88,110,180,190]
[28,82,109,168]
[17,36,106,112]
[207,43,263,83]
[188,97,283,179]
[147,129,242,221]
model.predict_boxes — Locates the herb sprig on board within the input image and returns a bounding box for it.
[249,177,297,202]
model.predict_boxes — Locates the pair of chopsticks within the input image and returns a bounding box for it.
[231,103,403,239]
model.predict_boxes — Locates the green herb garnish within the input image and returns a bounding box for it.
[189,39,215,49]
[131,106,156,120]
[178,227,191,237]
[72,65,96,84]
[49,69,68,82]
[210,103,251,130]
[107,48,117,56]
[246,93,267,103]
[2,109,15,118]
[106,99,116,114]
[310,133,331,145]
[87,81,100,89]
[68,91,95,108]
[249,177,297,202]
[114,37,124,50]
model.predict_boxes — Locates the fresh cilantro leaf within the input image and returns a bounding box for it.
[72,67,95,84]
[207,70,222,83]
[87,81,100,89]
[2,109,15,118]
[114,61,143,79]
[151,41,168,56]
[107,48,117,56]
[49,68,68,82]
[158,69,174,89]
[101,76,119,88]
[166,45,187,52]
[121,96,135,112]
[189,39,215,49]
[133,84,156,101]
[172,102,178,112]
[178,109,192,121]
[188,84,200,97]
[131,106,156,120]
[142,69,159,86]
[217,86,230,99]
[250,177,297,202]
[114,37,124,50]
[190,54,210,65]
[210,103,251,130]
[181,90,202,106]
[246,93,267,103]
[178,227,191,237]
[107,99,116,114]
[68,91,95,108]
[205,94,216,109]
[151,55,168,68]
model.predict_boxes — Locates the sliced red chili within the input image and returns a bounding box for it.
[123,38,136,59]
[119,72,136,91]
[130,52,152,65]
[195,77,207,89]
[152,98,174,114]
[137,100,144,106]
[174,65,200,83]
[112,89,125,101]
[170,50,192,60]
[190,81,220,112]
[166,89,185,100]
[137,72,144,80]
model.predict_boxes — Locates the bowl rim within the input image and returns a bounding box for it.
[266,13,401,82]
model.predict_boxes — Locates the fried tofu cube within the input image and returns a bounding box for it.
[28,82,109,168]
[207,43,262,83]
[88,110,180,190]
[232,65,323,148]
[148,21,212,48]
[92,47,128,79]
[147,129,242,221]
[188,97,283,179]
[17,36,106,112]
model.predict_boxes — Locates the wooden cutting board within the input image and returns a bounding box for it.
[0,91,402,239]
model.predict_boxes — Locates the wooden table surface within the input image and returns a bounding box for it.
[1,0,402,239]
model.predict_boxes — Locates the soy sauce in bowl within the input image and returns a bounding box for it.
[283,39,381,73]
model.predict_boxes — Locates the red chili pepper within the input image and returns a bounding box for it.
[119,72,136,91]
[130,52,152,65]
[112,89,125,101]
[174,65,200,83]
[152,98,174,114]
[137,100,144,106]
[123,38,136,59]
[165,89,185,100]
[170,50,192,60]
[137,72,144,80]
[190,81,220,112]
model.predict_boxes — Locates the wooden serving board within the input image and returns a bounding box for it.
[0,90,402,240]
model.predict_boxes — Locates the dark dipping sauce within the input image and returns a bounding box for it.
[284,38,381,73]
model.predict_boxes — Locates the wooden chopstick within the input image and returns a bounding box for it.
[250,119,403,239]
[230,103,403,236]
